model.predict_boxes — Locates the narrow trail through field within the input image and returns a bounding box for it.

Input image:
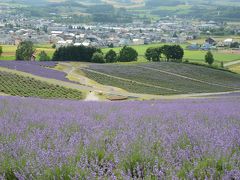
[84,91,100,101]
[135,65,240,90]
[224,60,240,67]
[58,62,129,93]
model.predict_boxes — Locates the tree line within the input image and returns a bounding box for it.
[52,45,139,63]
[13,41,215,66]
[145,45,184,62]
[14,41,139,63]
[14,42,184,63]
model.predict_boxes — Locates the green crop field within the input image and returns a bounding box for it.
[184,51,240,62]
[82,62,240,95]
[1,43,239,64]
[0,70,83,100]
[0,44,55,61]
[102,44,240,63]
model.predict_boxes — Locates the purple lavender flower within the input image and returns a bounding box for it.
[0,96,239,179]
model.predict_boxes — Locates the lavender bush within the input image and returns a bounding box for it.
[0,96,240,179]
[0,61,71,82]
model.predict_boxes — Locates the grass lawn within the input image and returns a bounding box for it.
[0,44,55,60]
[184,50,240,62]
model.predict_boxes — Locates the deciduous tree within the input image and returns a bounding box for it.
[16,41,35,60]
[205,51,214,65]
[91,52,105,63]
[145,47,162,61]
[118,46,138,62]
[105,49,117,63]
[39,51,50,61]
[0,46,2,57]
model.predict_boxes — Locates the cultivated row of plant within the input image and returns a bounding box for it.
[83,63,239,95]
[0,96,239,179]
[142,62,240,88]
[83,69,177,95]
[0,71,83,99]
[0,61,71,83]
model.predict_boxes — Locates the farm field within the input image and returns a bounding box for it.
[102,44,240,63]
[0,44,55,61]
[82,62,240,95]
[0,70,83,100]
[0,61,71,82]
[1,43,239,64]
[0,96,240,179]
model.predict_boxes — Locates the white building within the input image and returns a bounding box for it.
[224,38,233,46]
[132,38,144,45]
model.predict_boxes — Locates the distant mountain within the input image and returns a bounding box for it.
[3,0,240,22]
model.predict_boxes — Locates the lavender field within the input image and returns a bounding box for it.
[0,61,71,82]
[0,96,240,179]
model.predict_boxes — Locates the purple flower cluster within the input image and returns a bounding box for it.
[0,96,240,179]
[0,61,71,82]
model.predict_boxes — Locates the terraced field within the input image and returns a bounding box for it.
[0,70,83,100]
[82,62,240,95]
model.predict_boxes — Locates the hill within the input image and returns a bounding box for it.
[2,0,240,22]
[81,62,240,95]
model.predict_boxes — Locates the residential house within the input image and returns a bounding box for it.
[205,37,216,45]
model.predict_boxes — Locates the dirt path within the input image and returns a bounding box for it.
[84,91,100,101]
[58,62,129,93]
[224,60,240,67]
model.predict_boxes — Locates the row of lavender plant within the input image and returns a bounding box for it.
[0,61,71,83]
[0,96,240,179]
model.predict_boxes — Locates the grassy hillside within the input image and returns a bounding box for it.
[3,0,240,22]
[82,62,240,95]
